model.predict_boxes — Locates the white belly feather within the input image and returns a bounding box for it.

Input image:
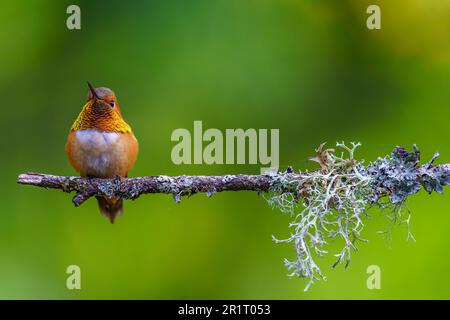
[75,130,121,177]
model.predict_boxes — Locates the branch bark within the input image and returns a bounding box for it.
[17,172,305,206]
[16,145,450,207]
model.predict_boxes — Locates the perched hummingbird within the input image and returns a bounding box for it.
[66,82,139,223]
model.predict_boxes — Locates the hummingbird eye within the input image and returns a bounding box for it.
[109,100,115,108]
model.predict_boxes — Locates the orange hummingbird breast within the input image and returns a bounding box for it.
[71,99,132,133]
[66,130,138,178]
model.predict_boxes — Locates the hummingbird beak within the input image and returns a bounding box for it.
[87,81,100,100]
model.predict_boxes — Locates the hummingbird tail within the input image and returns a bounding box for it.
[96,196,123,224]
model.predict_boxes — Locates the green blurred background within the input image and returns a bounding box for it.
[1,0,449,299]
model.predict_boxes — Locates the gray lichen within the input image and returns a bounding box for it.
[267,142,450,291]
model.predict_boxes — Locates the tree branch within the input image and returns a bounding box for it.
[17,144,450,208]
[17,143,450,291]
[17,172,305,206]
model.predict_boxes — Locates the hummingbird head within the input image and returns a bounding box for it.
[70,82,132,133]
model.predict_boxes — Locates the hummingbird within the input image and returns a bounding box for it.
[65,82,139,223]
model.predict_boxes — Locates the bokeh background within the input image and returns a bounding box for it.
[1,0,449,299]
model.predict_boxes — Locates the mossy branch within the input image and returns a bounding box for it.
[16,172,306,206]
[17,145,449,207]
[16,143,450,290]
